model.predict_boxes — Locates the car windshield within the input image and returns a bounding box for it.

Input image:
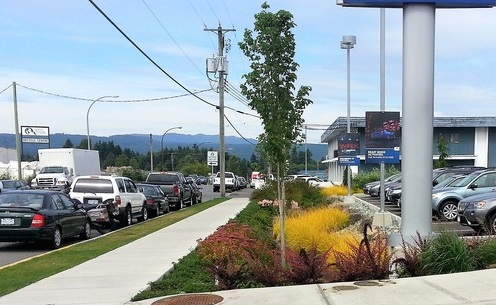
[450,172,480,187]
[0,193,44,209]
[40,167,64,174]
[72,178,114,193]
[1,181,16,189]
[140,186,156,196]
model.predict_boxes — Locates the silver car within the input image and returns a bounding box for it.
[457,192,496,234]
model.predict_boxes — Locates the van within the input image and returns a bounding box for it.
[250,172,264,189]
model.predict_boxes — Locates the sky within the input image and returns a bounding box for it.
[1,1,496,144]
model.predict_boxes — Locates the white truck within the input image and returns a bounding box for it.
[31,148,101,191]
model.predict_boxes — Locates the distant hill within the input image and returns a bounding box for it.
[0,133,327,161]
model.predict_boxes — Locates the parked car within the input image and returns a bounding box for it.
[457,192,496,234]
[196,176,208,185]
[236,176,247,189]
[432,166,485,187]
[145,172,193,210]
[0,189,91,249]
[136,183,169,217]
[294,176,335,188]
[432,168,496,221]
[369,175,402,197]
[69,175,148,226]
[363,173,401,195]
[0,179,30,192]
[186,177,202,204]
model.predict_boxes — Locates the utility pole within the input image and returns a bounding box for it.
[205,25,235,197]
[13,82,21,180]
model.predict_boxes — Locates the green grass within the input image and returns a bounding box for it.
[0,197,228,297]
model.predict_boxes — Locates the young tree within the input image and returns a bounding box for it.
[434,135,450,168]
[63,138,74,148]
[239,2,312,265]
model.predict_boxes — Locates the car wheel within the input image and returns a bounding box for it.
[139,205,148,222]
[164,202,170,214]
[50,227,62,249]
[121,206,132,226]
[79,220,91,240]
[487,214,496,234]
[192,194,197,205]
[154,205,160,217]
[198,194,202,203]
[439,201,458,221]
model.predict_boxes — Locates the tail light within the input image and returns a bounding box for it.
[31,214,45,227]
[146,199,155,205]
[173,184,179,196]
[114,195,122,207]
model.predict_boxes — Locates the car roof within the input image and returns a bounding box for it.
[0,189,58,195]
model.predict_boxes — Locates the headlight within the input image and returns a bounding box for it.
[468,201,486,209]
[432,193,439,199]
[391,189,401,195]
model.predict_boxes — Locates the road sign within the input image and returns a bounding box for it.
[22,138,49,144]
[208,161,218,166]
[207,151,218,162]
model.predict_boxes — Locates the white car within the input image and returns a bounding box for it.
[69,175,148,226]
[294,176,335,188]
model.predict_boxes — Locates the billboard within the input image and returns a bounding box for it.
[337,0,496,8]
[365,112,400,164]
[338,133,360,166]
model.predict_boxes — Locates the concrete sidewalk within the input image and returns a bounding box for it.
[2,196,496,305]
[0,197,250,305]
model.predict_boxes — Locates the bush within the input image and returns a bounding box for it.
[419,232,476,275]
[285,245,331,284]
[471,237,496,269]
[391,232,428,277]
[331,224,392,281]
[352,166,400,190]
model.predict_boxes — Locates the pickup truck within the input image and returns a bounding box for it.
[213,171,237,192]
[145,172,192,210]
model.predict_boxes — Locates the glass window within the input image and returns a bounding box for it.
[51,194,66,210]
[72,178,114,193]
[116,179,125,193]
[124,179,137,193]
[58,194,75,208]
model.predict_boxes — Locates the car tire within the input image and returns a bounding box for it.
[50,227,62,249]
[153,205,160,217]
[198,194,202,203]
[164,203,170,214]
[192,194,197,205]
[79,220,91,240]
[487,213,496,234]
[439,200,458,221]
[121,206,132,226]
[139,205,148,222]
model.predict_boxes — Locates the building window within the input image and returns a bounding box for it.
[450,133,460,144]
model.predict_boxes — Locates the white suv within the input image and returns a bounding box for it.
[213,172,237,192]
[69,175,148,226]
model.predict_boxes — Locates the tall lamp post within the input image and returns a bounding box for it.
[195,141,211,149]
[160,126,182,169]
[341,35,356,196]
[86,95,119,150]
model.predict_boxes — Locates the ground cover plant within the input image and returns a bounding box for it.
[0,197,228,297]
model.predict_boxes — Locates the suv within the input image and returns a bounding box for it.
[457,192,496,234]
[69,175,148,226]
[145,172,192,210]
[432,168,496,221]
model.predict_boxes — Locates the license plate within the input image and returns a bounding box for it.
[87,199,100,204]
[0,218,15,226]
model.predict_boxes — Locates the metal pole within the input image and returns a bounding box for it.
[150,133,153,172]
[87,95,118,150]
[304,125,308,174]
[13,82,21,180]
[380,8,386,213]
[346,47,352,196]
[161,126,182,170]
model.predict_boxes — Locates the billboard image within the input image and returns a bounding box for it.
[365,112,400,149]
[338,133,360,156]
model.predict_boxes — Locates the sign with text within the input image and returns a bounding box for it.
[339,156,360,166]
[21,125,50,146]
[207,151,218,166]
[366,148,400,164]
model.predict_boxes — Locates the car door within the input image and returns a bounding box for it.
[58,193,86,235]
[49,193,77,237]
[465,172,496,198]
[123,178,143,214]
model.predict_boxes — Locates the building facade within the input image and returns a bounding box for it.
[320,117,496,184]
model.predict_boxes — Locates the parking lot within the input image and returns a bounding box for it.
[357,193,476,236]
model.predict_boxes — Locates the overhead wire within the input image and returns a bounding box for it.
[224,113,256,145]
[0,84,13,95]
[87,0,218,109]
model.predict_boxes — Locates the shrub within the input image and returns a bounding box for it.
[391,232,428,277]
[352,166,400,190]
[285,245,332,284]
[419,232,476,275]
[331,224,392,281]
[320,185,348,197]
[470,237,496,269]
[197,221,281,289]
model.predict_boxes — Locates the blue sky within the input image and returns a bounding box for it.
[0,1,495,144]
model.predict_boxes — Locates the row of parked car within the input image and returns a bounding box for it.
[363,166,496,234]
[0,171,206,249]
[212,171,248,192]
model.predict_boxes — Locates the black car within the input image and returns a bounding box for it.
[0,190,91,249]
[136,183,170,217]
[0,179,30,192]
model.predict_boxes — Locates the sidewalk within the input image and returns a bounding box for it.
[0,197,250,305]
[2,196,496,305]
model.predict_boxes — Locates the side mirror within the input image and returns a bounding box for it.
[469,183,478,190]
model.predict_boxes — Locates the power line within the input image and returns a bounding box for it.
[87,0,218,109]
[224,113,256,145]
[0,84,13,95]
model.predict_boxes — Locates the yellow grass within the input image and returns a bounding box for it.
[273,207,360,263]
[320,185,349,197]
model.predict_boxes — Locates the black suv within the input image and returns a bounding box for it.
[145,172,192,210]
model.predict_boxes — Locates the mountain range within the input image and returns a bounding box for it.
[0,133,327,161]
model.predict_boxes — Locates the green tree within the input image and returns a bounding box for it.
[239,2,312,265]
[434,135,450,168]
[63,138,74,148]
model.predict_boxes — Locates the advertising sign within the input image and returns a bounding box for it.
[337,0,496,8]
[365,112,400,164]
[21,125,50,146]
[338,133,360,166]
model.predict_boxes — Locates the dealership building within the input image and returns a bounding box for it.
[320,116,496,184]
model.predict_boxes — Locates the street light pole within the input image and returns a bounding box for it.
[160,126,182,170]
[341,35,356,196]
[195,141,211,149]
[86,95,118,150]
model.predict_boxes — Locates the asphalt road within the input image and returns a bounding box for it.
[357,193,477,236]
[0,185,252,268]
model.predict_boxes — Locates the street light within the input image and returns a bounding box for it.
[86,95,119,150]
[195,141,211,149]
[341,35,356,196]
[160,126,182,169]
